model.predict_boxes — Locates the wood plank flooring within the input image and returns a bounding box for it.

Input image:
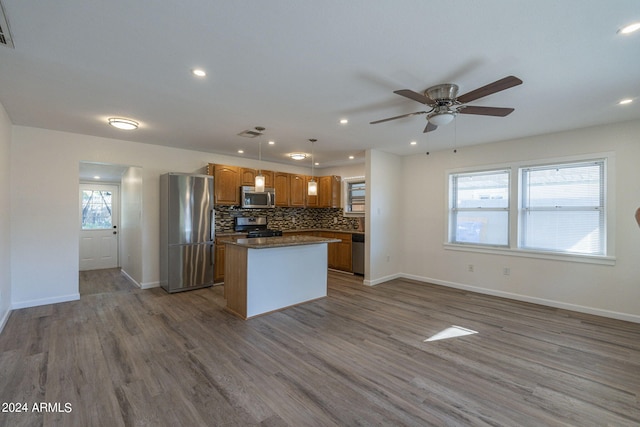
[1,270,639,426]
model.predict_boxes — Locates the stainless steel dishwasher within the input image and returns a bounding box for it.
[352,233,364,275]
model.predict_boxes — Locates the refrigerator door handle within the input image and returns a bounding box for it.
[210,209,215,241]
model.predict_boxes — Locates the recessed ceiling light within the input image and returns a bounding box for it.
[108,118,139,130]
[618,98,634,105]
[315,162,319,166]
[340,119,348,124]
[93,176,101,180]
[410,141,417,145]
[289,153,307,160]
[618,22,640,35]
[349,155,355,160]
[192,68,207,77]
[268,140,275,145]
[238,149,244,154]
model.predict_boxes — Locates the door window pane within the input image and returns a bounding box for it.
[81,190,113,229]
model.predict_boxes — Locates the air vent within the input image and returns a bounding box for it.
[0,1,14,48]
[237,129,263,138]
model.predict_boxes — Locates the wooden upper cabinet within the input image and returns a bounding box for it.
[240,168,274,188]
[208,163,341,209]
[240,168,256,186]
[289,173,306,207]
[305,176,318,208]
[273,172,290,207]
[318,175,341,208]
[213,164,240,205]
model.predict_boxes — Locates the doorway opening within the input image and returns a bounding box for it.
[79,161,142,296]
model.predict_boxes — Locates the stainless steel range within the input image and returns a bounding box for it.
[234,216,283,238]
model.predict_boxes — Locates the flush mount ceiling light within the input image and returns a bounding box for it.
[618,22,640,34]
[289,153,307,160]
[618,98,634,105]
[108,118,139,130]
[192,68,207,77]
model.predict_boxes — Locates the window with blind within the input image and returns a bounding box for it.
[347,181,365,213]
[519,160,605,255]
[449,169,510,246]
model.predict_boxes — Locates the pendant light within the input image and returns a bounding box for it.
[254,127,265,192]
[308,138,318,196]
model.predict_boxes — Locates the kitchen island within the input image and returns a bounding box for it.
[220,235,340,319]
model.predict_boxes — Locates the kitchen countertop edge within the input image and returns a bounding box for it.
[219,235,341,249]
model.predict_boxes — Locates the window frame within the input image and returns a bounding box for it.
[343,176,366,217]
[448,168,511,247]
[519,159,606,256]
[444,153,615,266]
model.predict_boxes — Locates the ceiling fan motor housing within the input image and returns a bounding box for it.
[425,84,459,105]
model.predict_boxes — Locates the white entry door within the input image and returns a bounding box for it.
[79,184,119,271]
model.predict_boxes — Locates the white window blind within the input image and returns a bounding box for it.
[347,181,365,213]
[449,170,510,246]
[520,160,605,255]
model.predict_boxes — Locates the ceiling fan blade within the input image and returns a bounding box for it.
[394,89,436,105]
[456,76,522,104]
[458,106,515,117]
[423,122,438,133]
[370,111,427,124]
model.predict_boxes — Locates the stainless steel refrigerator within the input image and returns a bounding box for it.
[160,173,214,293]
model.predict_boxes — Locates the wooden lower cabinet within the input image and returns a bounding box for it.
[214,239,226,283]
[318,231,352,272]
[333,232,353,272]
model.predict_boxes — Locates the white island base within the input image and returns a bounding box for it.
[223,238,333,319]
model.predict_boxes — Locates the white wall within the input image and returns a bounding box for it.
[366,149,402,285]
[10,126,313,308]
[323,163,365,180]
[0,101,11,331]
[401,119,640,322]
[120,166,143,285]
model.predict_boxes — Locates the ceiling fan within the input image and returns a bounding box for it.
[370,75,523,133]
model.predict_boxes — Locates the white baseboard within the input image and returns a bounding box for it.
[140,281,160,289]
[364,272,402,287]
[11,293,80,310]
[400,273,640,324]
[0,306,11,335]
[120,269,141,288]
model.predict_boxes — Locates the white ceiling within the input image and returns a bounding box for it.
[0,1,639,169]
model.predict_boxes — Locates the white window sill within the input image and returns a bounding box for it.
[443,243,616,266]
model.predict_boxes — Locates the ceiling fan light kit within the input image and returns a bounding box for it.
[371,75,523,133]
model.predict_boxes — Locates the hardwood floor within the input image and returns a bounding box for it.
[1,271,639,426]
[79,268,137,296]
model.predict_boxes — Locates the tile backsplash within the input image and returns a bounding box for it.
[215,206,363,232]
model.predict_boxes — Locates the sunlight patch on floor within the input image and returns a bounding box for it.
[424,325,478,342]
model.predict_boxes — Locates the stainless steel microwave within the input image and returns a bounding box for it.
[240,186,276,208]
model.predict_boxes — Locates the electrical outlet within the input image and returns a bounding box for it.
[467,264,474,272]
[503,267,511,276]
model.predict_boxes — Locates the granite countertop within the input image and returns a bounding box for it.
[219,235,340,249]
